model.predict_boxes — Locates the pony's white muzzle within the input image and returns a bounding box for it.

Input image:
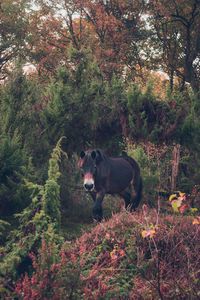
[83,173,95,191]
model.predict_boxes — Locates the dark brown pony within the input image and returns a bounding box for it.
[78,149,142,221]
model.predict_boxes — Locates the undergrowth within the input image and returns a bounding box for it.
[14,209,200,300]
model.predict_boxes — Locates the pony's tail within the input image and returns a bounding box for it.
[122,152,143,209]
[134,176,143,209]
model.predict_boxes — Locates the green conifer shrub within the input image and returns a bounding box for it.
[116,82,200,196]
[0,139,64,295]
[0,133,29,214]
[0,65,46,168]
[126,82,186,144]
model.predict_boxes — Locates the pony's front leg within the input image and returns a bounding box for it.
[89,191,96,202]
[93,190,105,222]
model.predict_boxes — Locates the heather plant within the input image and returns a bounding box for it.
[15,232,62,300]
[14,209,200,299]
[15,235,83,300]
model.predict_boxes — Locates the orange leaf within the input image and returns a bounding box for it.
[180,204,186,213]
[106,233,110,239]
[119,249,125,256]
[192,218,200,225]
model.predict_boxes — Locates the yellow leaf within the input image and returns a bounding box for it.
[175,191,185,198]
[142,229,156,239]
[149,229,156,238]
[169,194,177,202]
[110,250,115,257]
[142,230,148,238]
[170,191,186,203]
[171,199,182,212]
[190,208,198,213]
[179,192,185,198]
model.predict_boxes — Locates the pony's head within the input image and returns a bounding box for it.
[78,150,102,191]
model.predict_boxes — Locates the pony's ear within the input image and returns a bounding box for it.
[80,151,85,159]
[91,150,96,160]
[96,150,102,164]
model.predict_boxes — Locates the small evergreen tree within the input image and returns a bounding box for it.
[122,84,200,193]
[0,65,45,166]
[42,137,67,232]
[0,139,65,292]
[0,133,29,214]
[41,46,122,154]
[126,82,187,144]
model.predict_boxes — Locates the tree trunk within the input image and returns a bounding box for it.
[171,144,181,191]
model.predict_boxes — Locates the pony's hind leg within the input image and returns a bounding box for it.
[119,191,131,209]
[130,177,142,210]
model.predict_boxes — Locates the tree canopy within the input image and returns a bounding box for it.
[148,0,200,91]
[0,0,30,79]
[0,0,199,91]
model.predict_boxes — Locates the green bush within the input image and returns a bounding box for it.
[126,82,189,145]
[0,139,64,293]
[0,133,29,214]
[125,143,160,205]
